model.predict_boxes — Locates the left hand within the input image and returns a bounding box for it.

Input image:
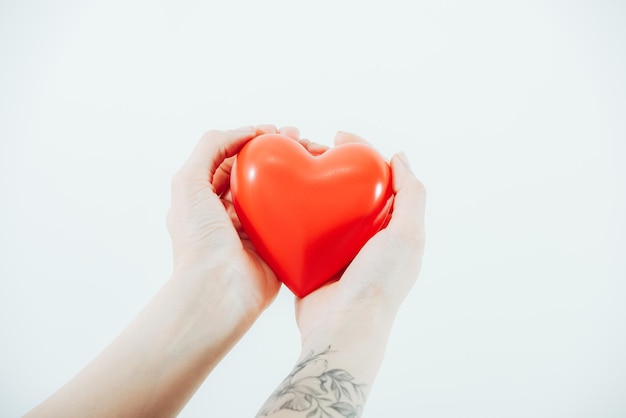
[167,125,301,318]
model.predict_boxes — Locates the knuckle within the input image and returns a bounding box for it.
[199,130,222,146]
[405,175,426,197]
[202,129,221,139]
[170,169,189,192]
[414,178,426,197]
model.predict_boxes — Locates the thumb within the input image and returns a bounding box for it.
[387,152,426,245]
[179,127,256,184]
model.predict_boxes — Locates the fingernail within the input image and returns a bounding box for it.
[234,125,255,132]
[397,151,412,170]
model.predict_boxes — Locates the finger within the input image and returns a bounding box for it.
[333,131,372,146]
[179,127,256,185]
[387,152,426,245]
[255,124,277,135]
[298,138,329,155]
[278,126,300,140]
[221,198,243,232]
[212,156,235,196]
[211,125,275,193]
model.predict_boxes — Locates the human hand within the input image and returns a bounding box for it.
[167,125,302,318]
[27,125,320,418]
[294,131,426,344]
[257,132,426,418]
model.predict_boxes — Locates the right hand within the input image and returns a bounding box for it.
[294,131,426,345]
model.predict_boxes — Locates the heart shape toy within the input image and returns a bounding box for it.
[231,134,393,297]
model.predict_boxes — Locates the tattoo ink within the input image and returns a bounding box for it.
[257,346,366,418]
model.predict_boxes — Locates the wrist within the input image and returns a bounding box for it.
[296,287,398,348]
[259,305,395,417]
[295,303,397,398]
[168,263,262,341]
[27,264,263,418]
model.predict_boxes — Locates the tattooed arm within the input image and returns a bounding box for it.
[257,309,395,418]
[257,132,426,418]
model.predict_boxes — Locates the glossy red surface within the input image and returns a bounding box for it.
[231,134,393,297]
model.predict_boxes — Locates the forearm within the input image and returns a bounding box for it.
[25,266,257,418]
[257,306,395,418]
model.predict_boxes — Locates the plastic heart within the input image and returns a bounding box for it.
[231,134,393,297]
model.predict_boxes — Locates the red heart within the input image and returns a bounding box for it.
[231,134,393,297]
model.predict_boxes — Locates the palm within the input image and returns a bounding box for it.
[293,131,424,342]
[206,127,314,310]
[213,180,280,311]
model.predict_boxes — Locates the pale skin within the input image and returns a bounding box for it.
[24,126,426,418]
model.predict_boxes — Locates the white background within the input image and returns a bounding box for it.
[1,1,625,417]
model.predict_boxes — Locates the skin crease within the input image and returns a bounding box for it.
[24,126,426,418]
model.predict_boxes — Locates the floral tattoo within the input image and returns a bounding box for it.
[257,346,366,418]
